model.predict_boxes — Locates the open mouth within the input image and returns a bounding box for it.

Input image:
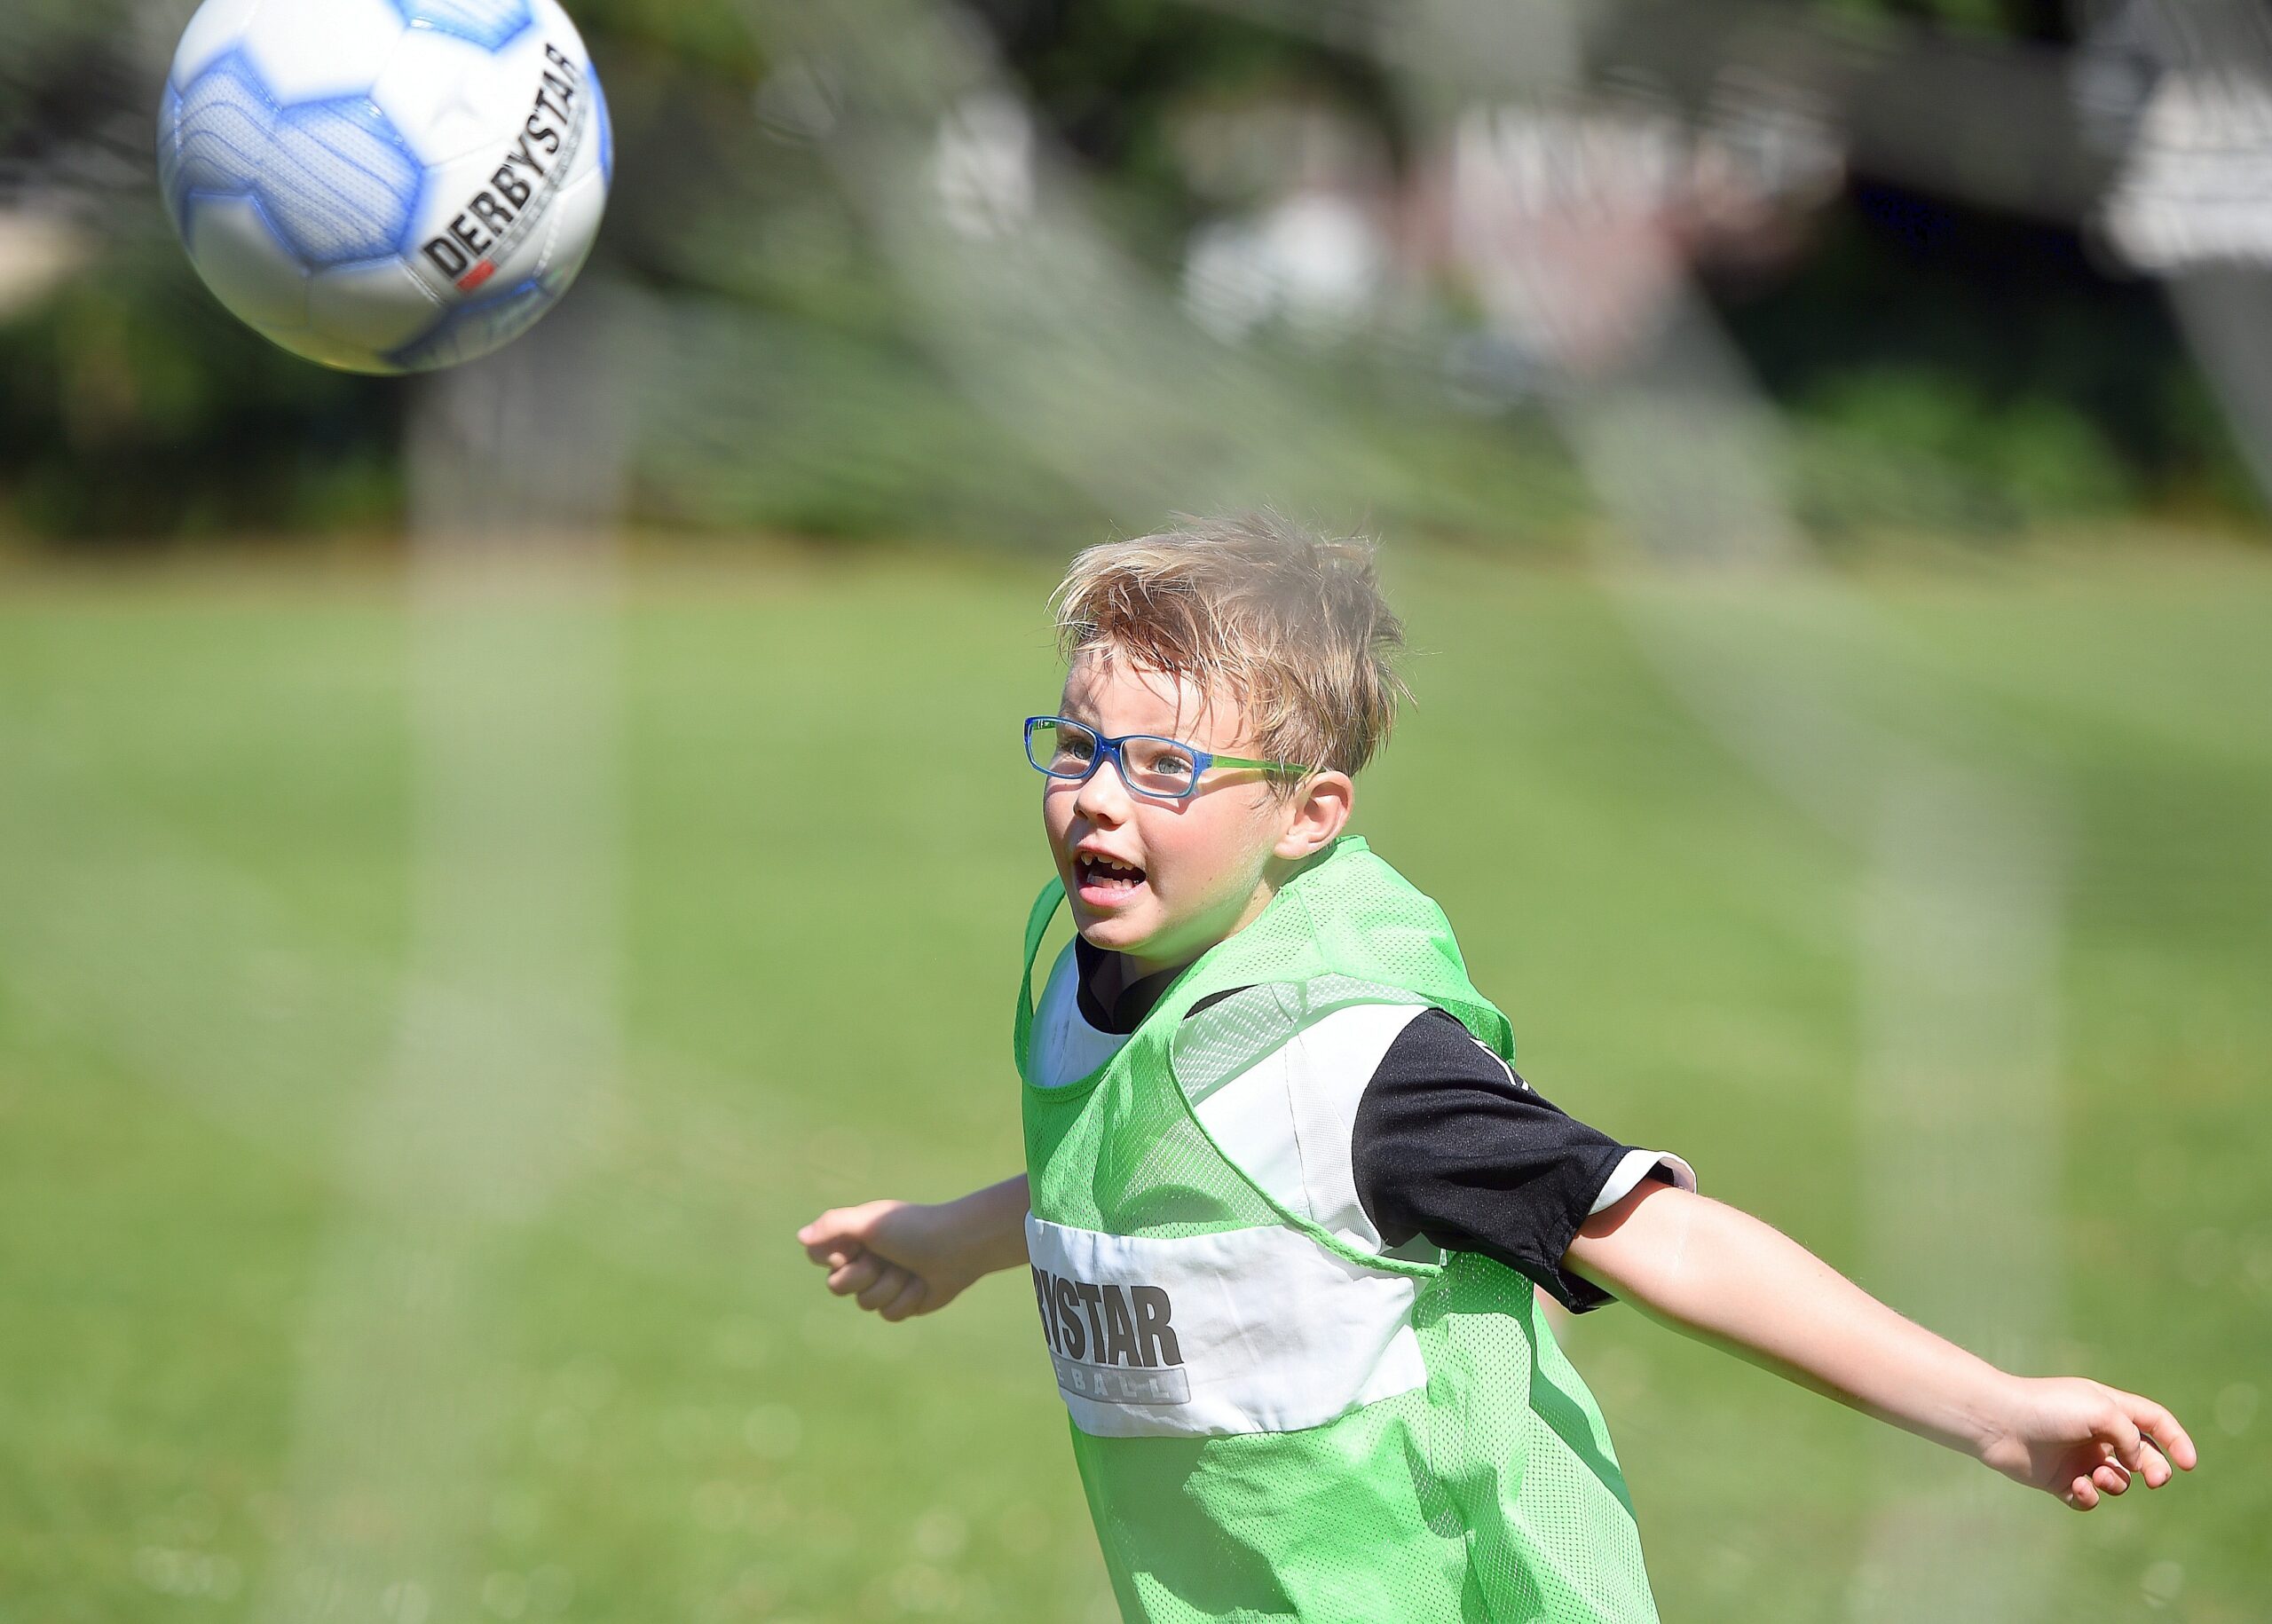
[1074,852,1147,903]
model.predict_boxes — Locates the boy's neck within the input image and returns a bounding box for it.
[1073,934,1204,1036]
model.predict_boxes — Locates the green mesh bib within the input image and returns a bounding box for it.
[1015,835,1662,1624]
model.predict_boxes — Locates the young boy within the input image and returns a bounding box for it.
[798,515,2196,1622]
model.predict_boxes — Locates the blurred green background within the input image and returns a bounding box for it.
[4,0,2269,1620]
[4,549,2266,1621]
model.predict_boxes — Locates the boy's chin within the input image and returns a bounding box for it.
[1073,911,1148,949]
[1075,911,1224,980]
[1072,907,1167,957]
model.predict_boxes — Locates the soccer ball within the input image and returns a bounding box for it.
[157,0,612,374]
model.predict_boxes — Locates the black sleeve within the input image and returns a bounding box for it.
[1350,1008,1666,1313]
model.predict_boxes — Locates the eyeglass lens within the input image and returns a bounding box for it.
[1029,719,1202,795]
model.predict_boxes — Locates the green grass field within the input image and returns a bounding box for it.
[1,541,2266,1622]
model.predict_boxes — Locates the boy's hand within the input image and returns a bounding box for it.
[797,1177,1031,1323]
[1976,1376,2199,1510]
[798,1201,976,1321]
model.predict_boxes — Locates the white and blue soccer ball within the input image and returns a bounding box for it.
[157,0,613,374]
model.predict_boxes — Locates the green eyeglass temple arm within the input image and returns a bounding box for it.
[1210,753,1314,775]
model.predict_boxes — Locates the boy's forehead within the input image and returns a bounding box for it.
[1062,650,1241,742]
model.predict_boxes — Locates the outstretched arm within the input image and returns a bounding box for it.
[798,1174,1031,1320]
[1563,1182,2198,1510]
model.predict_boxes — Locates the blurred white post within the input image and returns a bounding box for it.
[2167,268,2272,505]
[1847,769,2064,1623]
[1580,317,2068,1624]
[257,287,631,1624]
[1439,62,2067,1618]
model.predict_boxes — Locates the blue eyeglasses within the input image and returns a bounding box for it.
[1023,715,1312,801]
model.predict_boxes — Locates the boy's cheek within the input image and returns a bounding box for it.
[1040,797,1076,865]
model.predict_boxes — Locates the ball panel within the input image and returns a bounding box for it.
[586,45,612,186]
[169,0,272,87]
[309,256,448,354]
[270,98,428,262]
[292,343,382,372]
[167,51,423,266]
[156,82,188,226]
[181,193,313,332]
[162,52,278,239]
[372,26,531,167]
[236,0,406,105]
[384,272,557,372]
[531,162,607,284]
[288,327,414,374]
[391,0,535,52]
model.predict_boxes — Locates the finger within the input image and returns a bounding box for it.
[2091,1460,2130,1496]
[809,1238,860,1269]
[802,1218,856,1266]
[828,1254,886,1297]
[2119,1392,2199,1472]
[2136,1439,2173,1489]
[801,1204,887,1265]
[877,1273,928,1321]
[856,1264,911,1312]
[2065,1474,2099,1511]
[2098,1398,2150,1474]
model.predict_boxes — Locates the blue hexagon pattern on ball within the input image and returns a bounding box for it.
[159,0,610,374]
[390,0,535,53]
[160,52,422,267]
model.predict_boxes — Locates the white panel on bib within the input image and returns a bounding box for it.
[1025,1214,1426,1439]
[1190,1001,1425,1252]
[1029,940,1129,1090]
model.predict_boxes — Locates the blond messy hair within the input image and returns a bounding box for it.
[1052,512,1410,786]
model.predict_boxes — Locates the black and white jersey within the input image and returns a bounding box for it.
[1029,937,1696,1313]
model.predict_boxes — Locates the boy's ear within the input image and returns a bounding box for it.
[1274,770,1354,860]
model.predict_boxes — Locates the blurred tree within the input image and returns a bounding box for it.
[0,0,2257,547]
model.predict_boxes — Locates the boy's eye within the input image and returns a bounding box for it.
[1130,741,1196,780]
[1050,728,1096,765]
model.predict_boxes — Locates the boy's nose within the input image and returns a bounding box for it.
[1071,755,1133,821]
